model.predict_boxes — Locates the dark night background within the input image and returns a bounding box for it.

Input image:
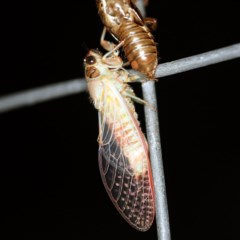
[1,1,239,239]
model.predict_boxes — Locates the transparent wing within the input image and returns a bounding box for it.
[98,84,155,231]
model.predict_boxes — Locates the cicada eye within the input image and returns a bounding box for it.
[85,55,96,65]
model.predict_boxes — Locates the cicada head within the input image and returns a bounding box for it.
[84,50,104,80]
[84,49,123,82]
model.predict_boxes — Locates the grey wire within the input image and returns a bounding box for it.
[134,0,147,17]
[155,43,240,78]
[0,79,86,113]
[142,81,171,240]
[0,43,240,114]
[136,0,171,239]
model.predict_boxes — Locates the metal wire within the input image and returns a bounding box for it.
[142,81,171,240]
[155,43,240,78]
[0,43,239,114]
[136,1,171,239]
[0,79,86,113]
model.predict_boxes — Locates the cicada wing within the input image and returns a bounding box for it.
[98,85,155,231]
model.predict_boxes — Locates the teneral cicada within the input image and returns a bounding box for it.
[96,0,158,79]
[84,49,155,231]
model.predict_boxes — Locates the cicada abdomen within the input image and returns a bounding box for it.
[96,0,158,79]
[118,20,158,80]
[84,49,155,231]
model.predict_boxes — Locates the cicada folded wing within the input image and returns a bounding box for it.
[98,83,155,231]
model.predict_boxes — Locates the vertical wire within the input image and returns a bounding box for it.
[142,81,171,240]
[135,1,171,239]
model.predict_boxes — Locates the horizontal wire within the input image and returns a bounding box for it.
[0,79,86,113]
[0,43,240,113]
[155,43,240,78]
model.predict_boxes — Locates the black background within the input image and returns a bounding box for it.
[1,1,239,239]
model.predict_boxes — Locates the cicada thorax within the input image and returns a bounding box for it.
[118,20,158,79]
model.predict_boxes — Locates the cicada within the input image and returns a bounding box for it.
[96,0,158,79]
[84,49,155,231]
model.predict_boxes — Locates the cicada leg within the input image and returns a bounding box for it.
[97,111,103,145]
[122,61,130,67]
[102,40,124,59]
[143,17,157,32]
[100,27,125,57]
[124,90,156,111]
[102,40,125,69]
[128,72,146,83]
[100,27,117,52]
